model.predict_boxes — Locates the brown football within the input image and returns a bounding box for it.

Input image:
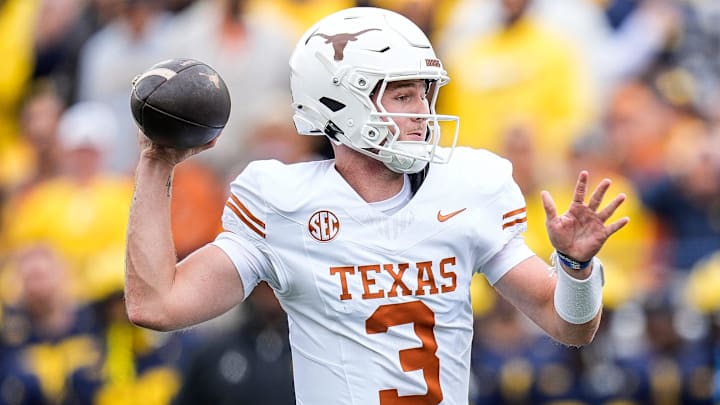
[130,58,231,149]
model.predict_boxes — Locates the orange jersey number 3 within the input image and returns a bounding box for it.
[366,301,442,404]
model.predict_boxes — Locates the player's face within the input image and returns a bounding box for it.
[374,80,430,142]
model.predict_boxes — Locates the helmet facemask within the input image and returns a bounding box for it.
[366,76,458,173]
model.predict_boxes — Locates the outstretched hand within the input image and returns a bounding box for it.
[541,171,629,263]
[137,130,218,166]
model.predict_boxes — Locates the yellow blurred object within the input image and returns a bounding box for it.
[0,259,22,306]
[368,0,461,42]
[103,322,137,386]
[81,247,127,303]
[685,251,720,313]
[500,358,533,399]
[0,137,35,192]
[372,0,433,7]
[470,274,496,316]
[94,367,180,405]
[2,176,133,303]
[441,17,595,175]
[25,336,101,400]
[248,0,355,36]
[0,0,39,144]
[599,257,634,310]
[94,319,182,405]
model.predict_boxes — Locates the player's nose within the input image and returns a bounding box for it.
[411,98,429,119]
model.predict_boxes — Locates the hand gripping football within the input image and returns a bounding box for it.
[130,58,231,149]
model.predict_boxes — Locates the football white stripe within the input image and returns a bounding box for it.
[134,67,178,83]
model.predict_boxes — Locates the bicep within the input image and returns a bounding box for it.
[166,244,245,329]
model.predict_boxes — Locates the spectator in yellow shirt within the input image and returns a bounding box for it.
[2,101,133,304]
[440,0,596,178]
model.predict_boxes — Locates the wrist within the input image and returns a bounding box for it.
[553,257,605,324]
[554,250,593,271]
[138,153,177,172]
[135,155,176,194]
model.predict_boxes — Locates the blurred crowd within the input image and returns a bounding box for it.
[0,0,719,404]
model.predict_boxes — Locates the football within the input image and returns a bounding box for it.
[130,58,231,149]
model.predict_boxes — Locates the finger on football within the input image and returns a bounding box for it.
[192,137,218,153]
[137,129,154,148]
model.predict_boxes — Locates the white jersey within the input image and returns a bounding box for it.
[212,147,530,405]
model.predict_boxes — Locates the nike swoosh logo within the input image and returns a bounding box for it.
[437,208,467,222]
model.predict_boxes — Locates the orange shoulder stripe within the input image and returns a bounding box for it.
[502,206,527,219]
[502,217,528,230]
[230,194,266,229]
[502,206,527,230]
[226,195,266,238]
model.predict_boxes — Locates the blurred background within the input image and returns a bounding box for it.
[0,0,719,404]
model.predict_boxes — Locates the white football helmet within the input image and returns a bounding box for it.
[289,7,459,173]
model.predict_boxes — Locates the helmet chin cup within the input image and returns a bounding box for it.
[379,141,431,174]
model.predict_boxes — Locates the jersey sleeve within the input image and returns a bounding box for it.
[494,168,529,240]
[210,162,276,300]
[481,235,535,285]
[212,231,270,300]
[472,155,530,282]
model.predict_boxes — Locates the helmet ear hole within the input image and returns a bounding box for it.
[362,125,382,142]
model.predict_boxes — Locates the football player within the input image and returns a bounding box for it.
[125,7,628,405]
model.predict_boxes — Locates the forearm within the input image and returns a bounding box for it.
[550,258,604,346]
[495,255,602,347]
[549,309,602,347]
[125,155,178,330]
[520,265,602,347]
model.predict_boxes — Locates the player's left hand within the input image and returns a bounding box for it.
[541,171,629,263]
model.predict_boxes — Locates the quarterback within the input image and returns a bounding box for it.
[125,7,628,405]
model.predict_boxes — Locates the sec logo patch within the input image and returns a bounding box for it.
[308,210,340,242]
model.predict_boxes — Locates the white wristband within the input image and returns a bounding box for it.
[553,257,604,324]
